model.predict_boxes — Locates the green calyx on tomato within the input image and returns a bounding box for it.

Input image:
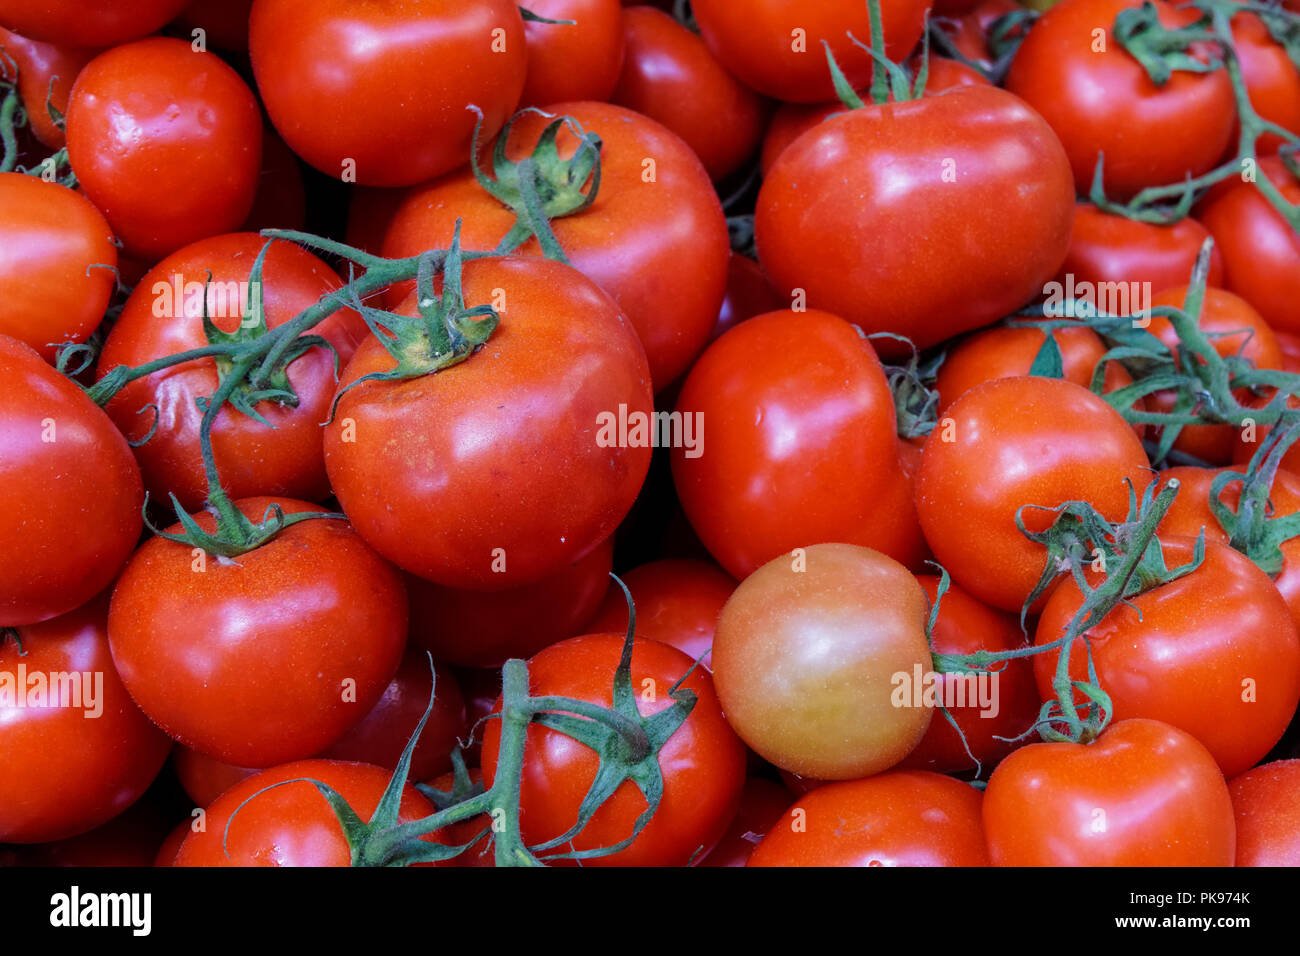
[824,0,928,107]
[1206,416,1300,575]
[1114,1,1224,86]
[874,333,943,440]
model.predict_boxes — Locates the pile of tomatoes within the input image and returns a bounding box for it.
[3,0,1300,870]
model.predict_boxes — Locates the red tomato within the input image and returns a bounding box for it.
[66,38,262,262]
[712,252,783,342]
[984,718,1236,865]
[97,233,366,512]
[691,0,928,103]
[407,537,612,669]
[1059,203,1225,292]
[107,498,408,767]
[1277,330,1300,373]
[0,26,97,149]
[480,633,747,866]
[0,596,171,844]
[612,6,768,181]
[749,772,990,866]
[174,760,438,866]
[177,0,254,51]
[0,335,143,627]
[173,747,257,808]
[0,174,116,362]
[250,0,526,187]
[672,309,926,580]
[325,257,652,591]
[1230,760,1300,866]
[698,777,792,867]
[1232,9,1300,153]
[382,101,728,390]
[756,86,1075,352]
[916,376,1153,613]
[520,0,625,106]
[1005,0,1235,199]
[586,558,736,668]
[0,0,189,47]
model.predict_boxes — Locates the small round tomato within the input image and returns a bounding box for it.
[984,718,1236,866]
[0,335,143,627]
[0,0,189,47]
[0,596,172,844]
[520,0,624,106]
[66,37,262,261]
[107,499,408,768]
[173,747,257,809]
[917,376,1153,613]
[0,26,97,149]
[1058,203,1225,292]
[748,772,989,866]
[250,0,526,187]
[0,174,116,362]
[1230,760,1300,866]
[712,544,934,780]
[174,760,437,867]
[480,633,748,866]
[698,777,792,867]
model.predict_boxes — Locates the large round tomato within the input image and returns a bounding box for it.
[480,633,747,866]
[66,38,262,262]
[0,27,97,149]
[748,772,989,866]
[1005,0,1235,198]
[1034,536,1300,777]
[917,376,1153,613]
[984,719,1236,865]
[249,0,526,187]
[0,596,171,843]
[0,335,143,627]
[520,0,624,107]
[756,86,1075,351]
[0,174,116,362]
[690,0,928,103]
[107,498,408,767]
[1058,203,1225,292]
[0,0,188,47]
[712,544,933,780]
[97,233,367,511]
[1230,760,1300,866]
[381,101,728,390]
[672,309,924,580]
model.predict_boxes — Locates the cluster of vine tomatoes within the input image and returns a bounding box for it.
[2,0,1300,870]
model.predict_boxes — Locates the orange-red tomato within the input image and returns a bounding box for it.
[1230,759,1300,866]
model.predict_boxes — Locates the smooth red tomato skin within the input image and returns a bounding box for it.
[108,498,408,768]
[0,596,172,844]
[0,0,189,47]
[756,86,1075,352]
[98,233,366,512]
[382,101,728,391]
[984,719,1236,866]
[1233,11,1300,153]
[1230,760,1300,866]
[408,537,612,668]
[917,376,1153,614]
[250,0,526,187]
[175,760,437,867]
[612,6,767,181]
[0,27,97,149]
[673,309,924,580]
[0,336,143,627]
[0,174,116,362]
[749,772,990,867]
[326,257,652,590]
[521,0,624,106]
[691,0,928,103]
[699,778,792,867]
[173,747,257,809]
[66,38,262,262]
[481,633,747,866]
[1006,0,1235,199]
[1059,203,1224,292]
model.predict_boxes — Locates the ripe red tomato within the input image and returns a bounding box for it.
[612,6,767,181]
[173,747,257,808]
[1277,330,1300,373]
[0,174,116,362]
[749,772,990,866]
[690,0,928,103]
[0,0,189,47]
[481,633,748,866]
[1035,536,1300,777]
[382,101,728,390]
[174,760,438,866]
[917,376,1153,614]
[249,0,526,187]
[1058,203,1225,292]
[520,0,624,106]
[712,253,783,342]
[0,335,143,627]
[984,718,1236,865]
[0,595,172,844]
[1232,9,1300,154]
[698,777,792,867]
[1230,760,1300,866]
[672,309,925,580]
[326,257,652,591]
[97,233,367,512]
[107,498,408,768]
[756,86,1075,352]
[66,37,262,262]
[712,544,934,780]
[1005,0,1235,199]
[0,26,97,149]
